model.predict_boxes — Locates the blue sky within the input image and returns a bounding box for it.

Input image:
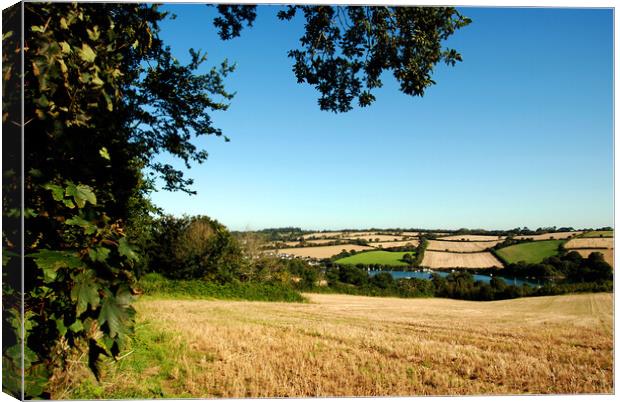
[149,6,613,231]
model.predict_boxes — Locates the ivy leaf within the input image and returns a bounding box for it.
[118,237,138,262]
[71,271,100,315]
[55,319,67,337]
[99,147,110,160]
[65,183,97,208]
[78,43,96,63]
[28,250,83,282]
[43,183,64,201]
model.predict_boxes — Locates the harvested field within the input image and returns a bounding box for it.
[272,244,373,259]
[342,235,406,242]
[514,232,582,241]
[565,238,613,249]
[303,232,344,239]
[278,239,341,247]
[571,249,614,267]
[427,240,501,252]
[66,293,613,398]
[372,240,419,249]
[437,235,503,241]
[421,251,502,268]
[343,231,379,238]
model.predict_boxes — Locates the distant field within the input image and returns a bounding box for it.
[342,235,405,242]
[421,251,502,268]
[302,232,344,239]
[581,231,613,238]
[335,250,411,266]
[437,234,503,241]
[514,231,582,241]
[66,293,613,398]
[571,249,614,267]
[565,238,613,250]
[272,244,373,259]
[495,240,563,264]
[427,240,501,252]
[372,240,419,249]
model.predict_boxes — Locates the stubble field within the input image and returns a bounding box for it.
[565,237,614,249]
[427,240,501,252]
[421,250,502,268]
[271,244,373,258]
[64,293,613,398]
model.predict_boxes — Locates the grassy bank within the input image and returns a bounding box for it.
[138,273,305,302]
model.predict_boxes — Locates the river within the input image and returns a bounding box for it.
[368,270,541,287]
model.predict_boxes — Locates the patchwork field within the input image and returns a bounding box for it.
[571,249,614,267]
[437,235,503,241]
[334,250,411,267]
[495,240,563,264]
[514,232,582,241]
[421,251,502,268]
[272,244,373,259]
[427,240,501,253]
[581,231,614,238]
[65,293,613,398]
[372,240,420,249]
[565,238,614,249]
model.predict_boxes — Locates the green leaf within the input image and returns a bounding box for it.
[43,183,64,201]
[63,198,76,209]
[65,215,97,235]
[59,41,71,54]
[118,237,138,262]
[31,25,45,33]
[2,31,13,40]
[99,147,110,160]
[68,320,84,333]
[71,271,100,315]
[28,250,83,282]
[65,183,97,208]
[56,319,67,337]
[88,247,110,263]
[78,43,96,63]
[98,293,131,338]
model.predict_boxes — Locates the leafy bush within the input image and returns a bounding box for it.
[138,273,305,302]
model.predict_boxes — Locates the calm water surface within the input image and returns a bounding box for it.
[368,270,541,287]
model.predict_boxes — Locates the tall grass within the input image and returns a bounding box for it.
[138,272,305,302]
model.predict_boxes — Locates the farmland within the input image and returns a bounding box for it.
[565,237,613,249]
[427,240,500,252]
[421,251,502,269]
[437,234,502,241]
[514,231,581,241]
[495,240,563,264]
[64,293,613,398]
[581,230,613,238]
[271,244,373,259]
[334,250,412,266]
[371,240,419,249]
[571,249,614,267]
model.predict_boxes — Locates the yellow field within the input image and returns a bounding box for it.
[514,232,582,241]
[65,293,613,398]
[372,240,420,249]
[421,251,502,268]
[271,244,374,258]
[427,240,501,252]
[571,249,614,266]
[437,235,503,241]
[565,237,614,249]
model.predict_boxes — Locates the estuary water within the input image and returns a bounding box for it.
[368,270,541,287]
